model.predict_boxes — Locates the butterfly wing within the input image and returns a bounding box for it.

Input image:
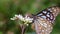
[33,17,53,34]
[36,6,60,24]
[33,6,60,34]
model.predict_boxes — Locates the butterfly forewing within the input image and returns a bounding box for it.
[36,6,60,24]
[33,6,60,34]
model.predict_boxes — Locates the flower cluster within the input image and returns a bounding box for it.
[10,14,33,26]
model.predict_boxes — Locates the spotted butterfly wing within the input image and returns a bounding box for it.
[33,6,60,34]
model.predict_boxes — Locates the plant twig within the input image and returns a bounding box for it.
[20,24,26,34]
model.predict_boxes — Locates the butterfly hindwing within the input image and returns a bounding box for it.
[34,17,53,34]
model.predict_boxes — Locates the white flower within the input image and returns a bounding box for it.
[10,14,25,21]
[15,14,25,21]
[10,17,17,20]
[24,16,33,23]
[10,18,15,20]
[10,14,33,25]
[26,24,29,26]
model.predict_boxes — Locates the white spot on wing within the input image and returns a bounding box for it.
[50,15,53,19]
[47,14,50,17]
[48,8,51,11]
[43,11,47,14]
[37,13,42,16]
[42,30,44,32]
[47,12,50,15]
[41,16,46,19]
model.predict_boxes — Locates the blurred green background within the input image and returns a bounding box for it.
[0,0,60,34]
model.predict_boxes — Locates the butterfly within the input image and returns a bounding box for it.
[25,6,60,34]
